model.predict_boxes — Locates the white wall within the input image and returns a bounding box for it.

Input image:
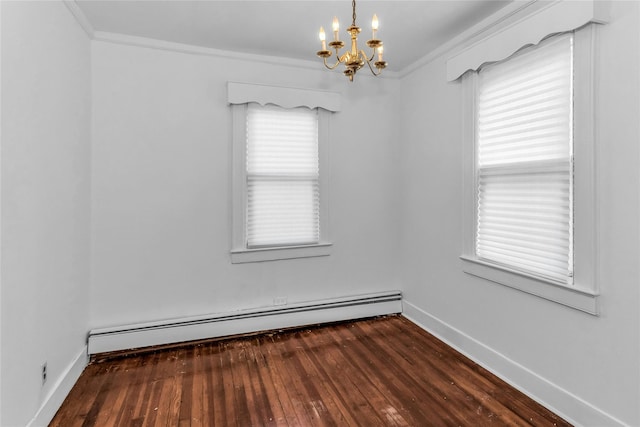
[399,1,640,425]
[89,40,402,328]
[0,2,91,426]
[3,1,639,426]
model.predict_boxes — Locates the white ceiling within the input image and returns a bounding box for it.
[75,0,511,72]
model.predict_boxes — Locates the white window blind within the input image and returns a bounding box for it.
[476,33,574,284]
[246,103,320,248]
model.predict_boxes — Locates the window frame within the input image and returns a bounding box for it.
[230,99,332,264]
[460,25,599,314]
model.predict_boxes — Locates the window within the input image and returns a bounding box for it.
[457,25,599,314]
[228,83,339,263]
[245,104,320,248]
[475,33,574,285]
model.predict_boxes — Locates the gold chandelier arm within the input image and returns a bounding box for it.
[323,56,342,70]
[361,49,375,63]
[362,53,383,76]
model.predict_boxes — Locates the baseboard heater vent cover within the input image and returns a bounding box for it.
[88,290,402,355]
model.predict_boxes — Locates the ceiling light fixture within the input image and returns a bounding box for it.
[316,0,387,82]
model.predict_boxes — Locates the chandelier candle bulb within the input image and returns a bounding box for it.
[378,45,383,62]
[332,17,340,41]
[372,14,378,39]
[319,26,326,50]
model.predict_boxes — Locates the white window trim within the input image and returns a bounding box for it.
[228,83,338,263]
[460,25,600,315]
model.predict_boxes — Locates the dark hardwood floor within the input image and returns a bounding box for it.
[50,315,571,426]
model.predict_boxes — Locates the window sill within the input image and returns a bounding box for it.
[231,243,332,264]
[460,256,599,315]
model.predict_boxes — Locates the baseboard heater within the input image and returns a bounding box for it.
[87,290,402,355]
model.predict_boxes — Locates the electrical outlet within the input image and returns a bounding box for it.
[273,297,287,306]
[41,362,47,385]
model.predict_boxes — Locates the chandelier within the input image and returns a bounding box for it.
[316,0,387,82]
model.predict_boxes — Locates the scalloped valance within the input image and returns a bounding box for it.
[227,82,341,112]
[446,0,609,82]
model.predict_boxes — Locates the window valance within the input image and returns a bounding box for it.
[446,0,608,82]
[227,82,341,112]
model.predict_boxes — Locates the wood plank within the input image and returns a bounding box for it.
[82,363,123,427]
[244,337,287,425]
[342,321,462,425]
[231,339,269,426]
[50,316,572,427]
[324,323,431,425]
[295,329,364,426]
[351,319,482,425]
[130,351,162,427]
[279,329,350,427]
[208,342,229,426]
[267,333,320,426]
[189,344,206,427]
[95,357,130,427]
[316,326,398,426]
[260,334,308,426]
[49,363,107,427]
[177,346,194,427]
[113,356,145,426]
[222,340,248,427]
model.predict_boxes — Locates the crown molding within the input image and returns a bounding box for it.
[63,1,399,79]
[93,31,320,69]
[92,31,399,79]
[397,1,536,78]
[63,0,94,38]
[61,0,557,82]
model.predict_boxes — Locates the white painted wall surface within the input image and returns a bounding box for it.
[399,2,640,425]
[89,40,402,329]
[3,1,639,425]
[0,2,91,426]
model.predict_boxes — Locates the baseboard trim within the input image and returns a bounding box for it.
[27,346,88,427]
[88,291,402,355]
[402,300,625,427]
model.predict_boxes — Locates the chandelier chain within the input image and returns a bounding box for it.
[352,0,356,26]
